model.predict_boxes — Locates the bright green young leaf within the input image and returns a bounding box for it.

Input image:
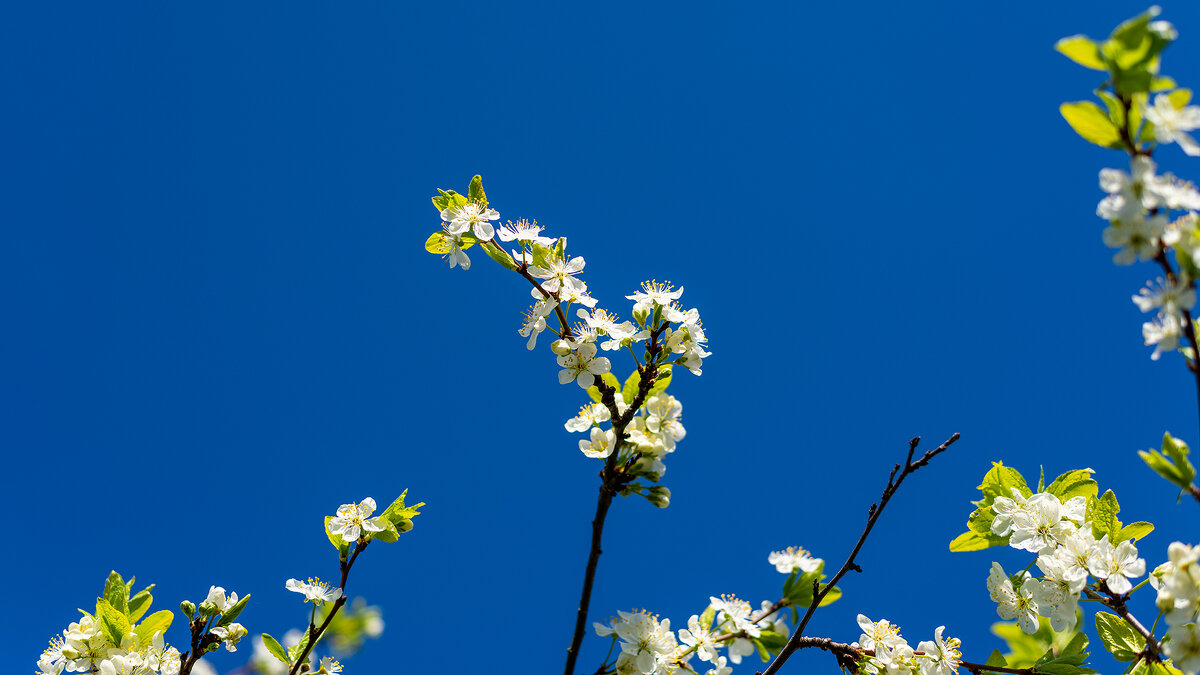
[977,461,1031,503]
[96,599,132,647]
[1088,490,1123,539]
[586,384,602,403]
[531,242,554,269]
[1055,35,1107,70]
[103,571,129,617]
[288,630,312,663]
[134,610,174,647]
[949,530,1007,552]
[1095,90,1126,129]
[756,630,788,653]
[381,490,423,527]
[467,175,487,205]
[262,633,290,665]
[1034,631,1095,675]
[982,649,1009,674]
[127,588,154,623]
[431,188,467,213]
[1046,469,1098,502]
[479,240,517,270]
[622,370,641,406]
[217,595,250,627]
[599,372,620,393]
[649,364,672,395]
[424,231,452,254]
[1060,102,1125,149]
[753,638,770,662]
[1152,76,1178,91]
[1116,521,1154,543]
[1095,611,1144,661]
[372,521,400,543]
[324,516,351,557]
[1169,89,1194,109]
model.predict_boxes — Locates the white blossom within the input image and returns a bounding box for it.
[328,498,387,544]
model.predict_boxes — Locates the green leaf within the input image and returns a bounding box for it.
[324,516,351,557]
[431,189,467,213]
[1169,89,1193,109]
[977,461,1031,504]
[1088,490,1123,539]
[217,594,250,627]
[599,372,620,393]
[649,365,672,395]
[1163,432,1196,484]
[372,521,400,542]
[1115,521,1154,543]
[1095,90,1126,129]
[288,630,312,663]
[757,630,788,653]
[949,530,1008,552]
[1095,611,1144,657]
[531,242,554,269]
[381,490,424,527]
[479,240,517,270]
[1152,76,1178,92]
[753,637,770,662]
[134,610,174,647]
[424,231,452,254]
[782,562,840,607]
[467,175,487,205]
[96,598,132,647]
[983,649,1009,673]
[261,633,290,665]
[1056,35,1107,70]
[586,384,602,403]
[818,585,842,606]
[103,571,129,617]
[1038,466,1045,493]
[127,588,154,623]
[622,370,641,406]
[1034,631,1096,674]
[1061,101,1125,149]
[1046,469,1098,502]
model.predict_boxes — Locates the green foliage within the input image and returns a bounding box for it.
[134,610,174,648]
[127,586,154,623]
[96,598,132,647]
[102,571,129,617]
[1056,35,1107,70]
[324,516,351,558]
[1087,489,1123,539]
[992,615,1082,668]
[621,365,673,405]
[1045,468,1098,501]
[216,594,250,627]
[479,240,518,270]
[586,372,622,403]
[1034,631,1096,675]
[467,174,487,205]
[1139,432,1197,492]
[1094,611,1145,662]
[1060,102,1125,148]
[780,562,841,609]
[262,633,291,665]
[431,188,467,214]
[950,462,1029,551]
[424,230,477,254]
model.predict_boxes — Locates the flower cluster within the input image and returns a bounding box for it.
[855,616,962,675]
[593,610,682,675]
[986,488,1145,633]
[38,618,182,675]
[1097,144,1200,360]
[1153,542,1200,672]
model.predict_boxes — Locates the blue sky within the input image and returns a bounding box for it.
[5,1,1200,673]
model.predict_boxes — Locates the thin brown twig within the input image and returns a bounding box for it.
[787,636,1037,675]
[285,541,366,675]
[563,323,669,675]
[758,433,961,675]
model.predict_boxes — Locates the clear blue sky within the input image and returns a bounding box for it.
[5,2,1200,673]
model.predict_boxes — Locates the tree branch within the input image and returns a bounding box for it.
[758,433,961,675]
[1085,585,1162,662]
[785,636,1037,675]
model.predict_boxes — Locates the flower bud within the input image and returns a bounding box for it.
[551,339,572,356]
[180,600,196,619]
[647,486,671,508]
[198,601,219,618]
